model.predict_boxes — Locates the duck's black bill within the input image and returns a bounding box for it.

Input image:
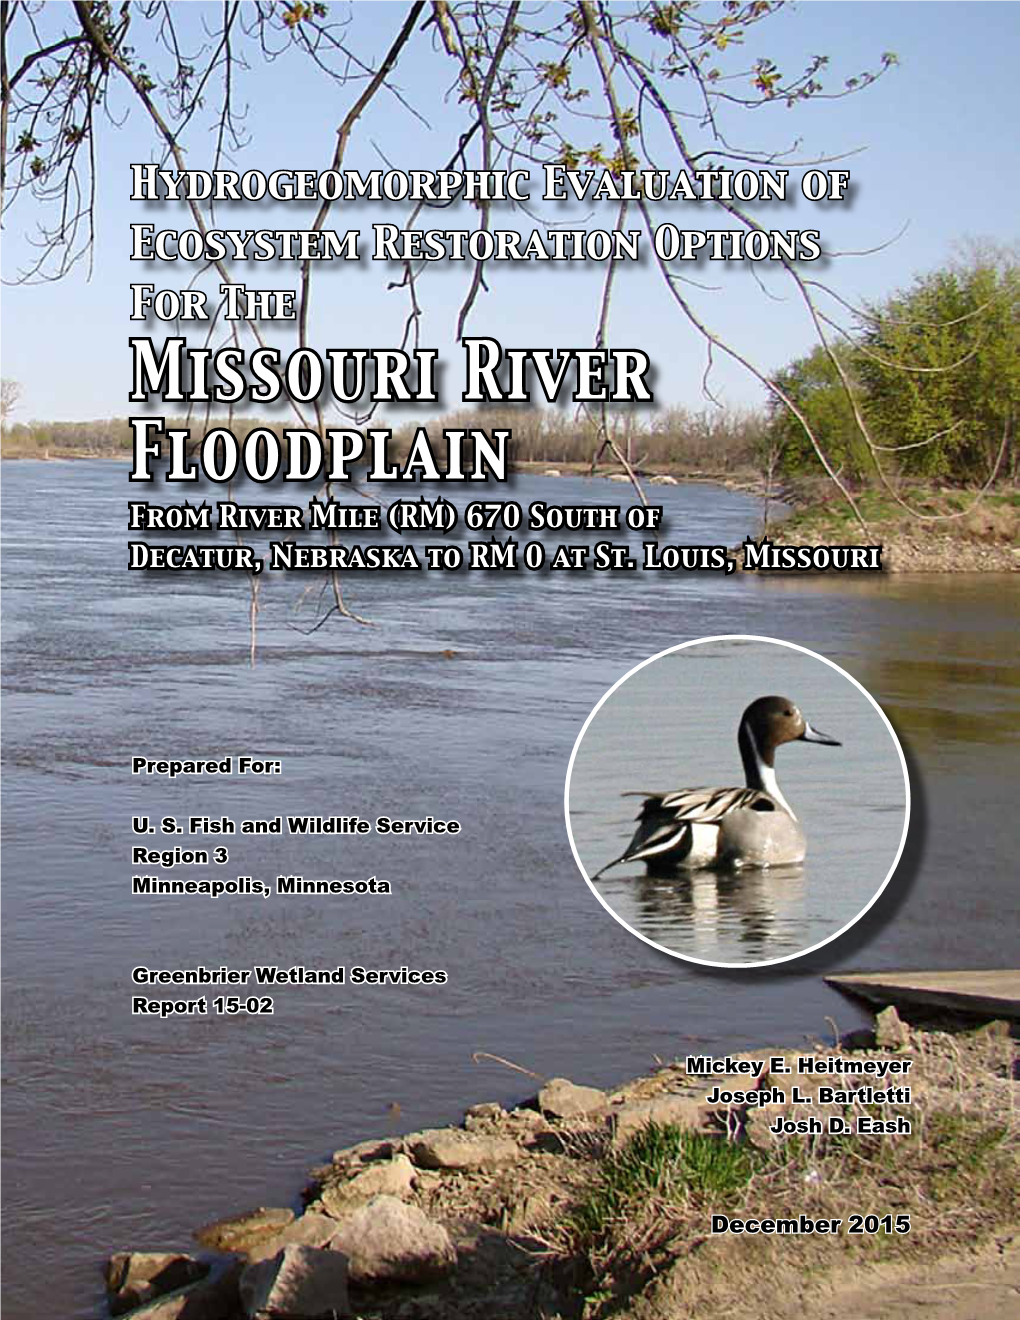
[800,722,841,746]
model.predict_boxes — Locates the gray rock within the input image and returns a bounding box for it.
[244,1211,339,1263]
[700,1075,763,1102]
[407,1129,518,1171]
[240,1245,349,1319]
[506,1108,550,1134]
[110,1260,242,1320]
[538,1078,607,1119]
[464,1102,504,1121]
[464,1106,508,1132]
[320,1153,416,1218]
[875,1005,910,1049]
[328,1195,456,1284]
[194,1205,294,1253]
[106,1252,209,1315]
[609,1096,711,1141]
[331,1137,397,1167]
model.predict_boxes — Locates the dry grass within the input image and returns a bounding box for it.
[347,1023,1016,1320]
[776,480,1020,545]
[551,1026,1018,1320]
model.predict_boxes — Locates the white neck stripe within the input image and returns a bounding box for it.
[746,723,796,819]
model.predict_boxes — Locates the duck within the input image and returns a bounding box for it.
[592,696,841,875]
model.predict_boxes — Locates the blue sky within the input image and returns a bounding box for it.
[2,1,1018,424]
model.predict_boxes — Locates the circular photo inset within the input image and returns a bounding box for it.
[565,636,909,968]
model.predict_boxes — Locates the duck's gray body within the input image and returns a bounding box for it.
[596,696,840,875]
[624,784,807,870]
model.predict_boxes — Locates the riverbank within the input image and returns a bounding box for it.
[103,1008,1017,1319]
[517,463,1020,572]
[5,449,1015,571]
[768,479,1019,573]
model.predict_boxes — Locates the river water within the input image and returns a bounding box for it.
[2,462,1017,1318]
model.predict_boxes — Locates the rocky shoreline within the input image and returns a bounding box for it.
[520,464,1020,573]
[102,1006,1017,1320]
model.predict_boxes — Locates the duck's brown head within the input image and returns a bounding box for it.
[741,695,841,768]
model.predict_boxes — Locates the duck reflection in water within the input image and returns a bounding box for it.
[626,866,809,959]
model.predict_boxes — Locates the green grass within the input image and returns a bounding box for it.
[571,1124,755,1244]
[776,483,1019,543]
[924,1113,1011,1202]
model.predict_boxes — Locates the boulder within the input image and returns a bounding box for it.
[537,1078,607,1119]
[328,1195,456,1284]
[875,1006,910,1050]
[464,1107,508,1133]
[320,1154,416,1218]
[240,1245,349,1319]
[244,1211,339,1263]
[194,1206,294,1253]
[505,1108,550,1135]
[464,1102,504,1122]
[840,1028,876,1050]
[609,1096,711,1141]
[700,1075,766,1103]
[331,1137,398,1167]
[109,1260,242,1320]
[407,1129,518,1171]
[106,1252,208,1315]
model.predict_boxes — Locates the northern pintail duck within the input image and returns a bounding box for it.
[594,696,841,874]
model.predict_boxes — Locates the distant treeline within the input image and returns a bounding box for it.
[0,406,767,476]
[4,252,1015,487]
[400,404,766,473]
[2,417,135,459]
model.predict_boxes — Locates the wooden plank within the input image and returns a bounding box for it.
[825,970,1020,1020]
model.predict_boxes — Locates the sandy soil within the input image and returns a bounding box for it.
[762,1229,1020,1320]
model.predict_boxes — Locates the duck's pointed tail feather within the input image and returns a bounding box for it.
[590,854,625,881]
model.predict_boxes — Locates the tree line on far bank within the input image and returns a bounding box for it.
[0,401,767,477]
[3,252,1016,487]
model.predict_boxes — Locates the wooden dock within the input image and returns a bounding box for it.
[826,970,1020,1021]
